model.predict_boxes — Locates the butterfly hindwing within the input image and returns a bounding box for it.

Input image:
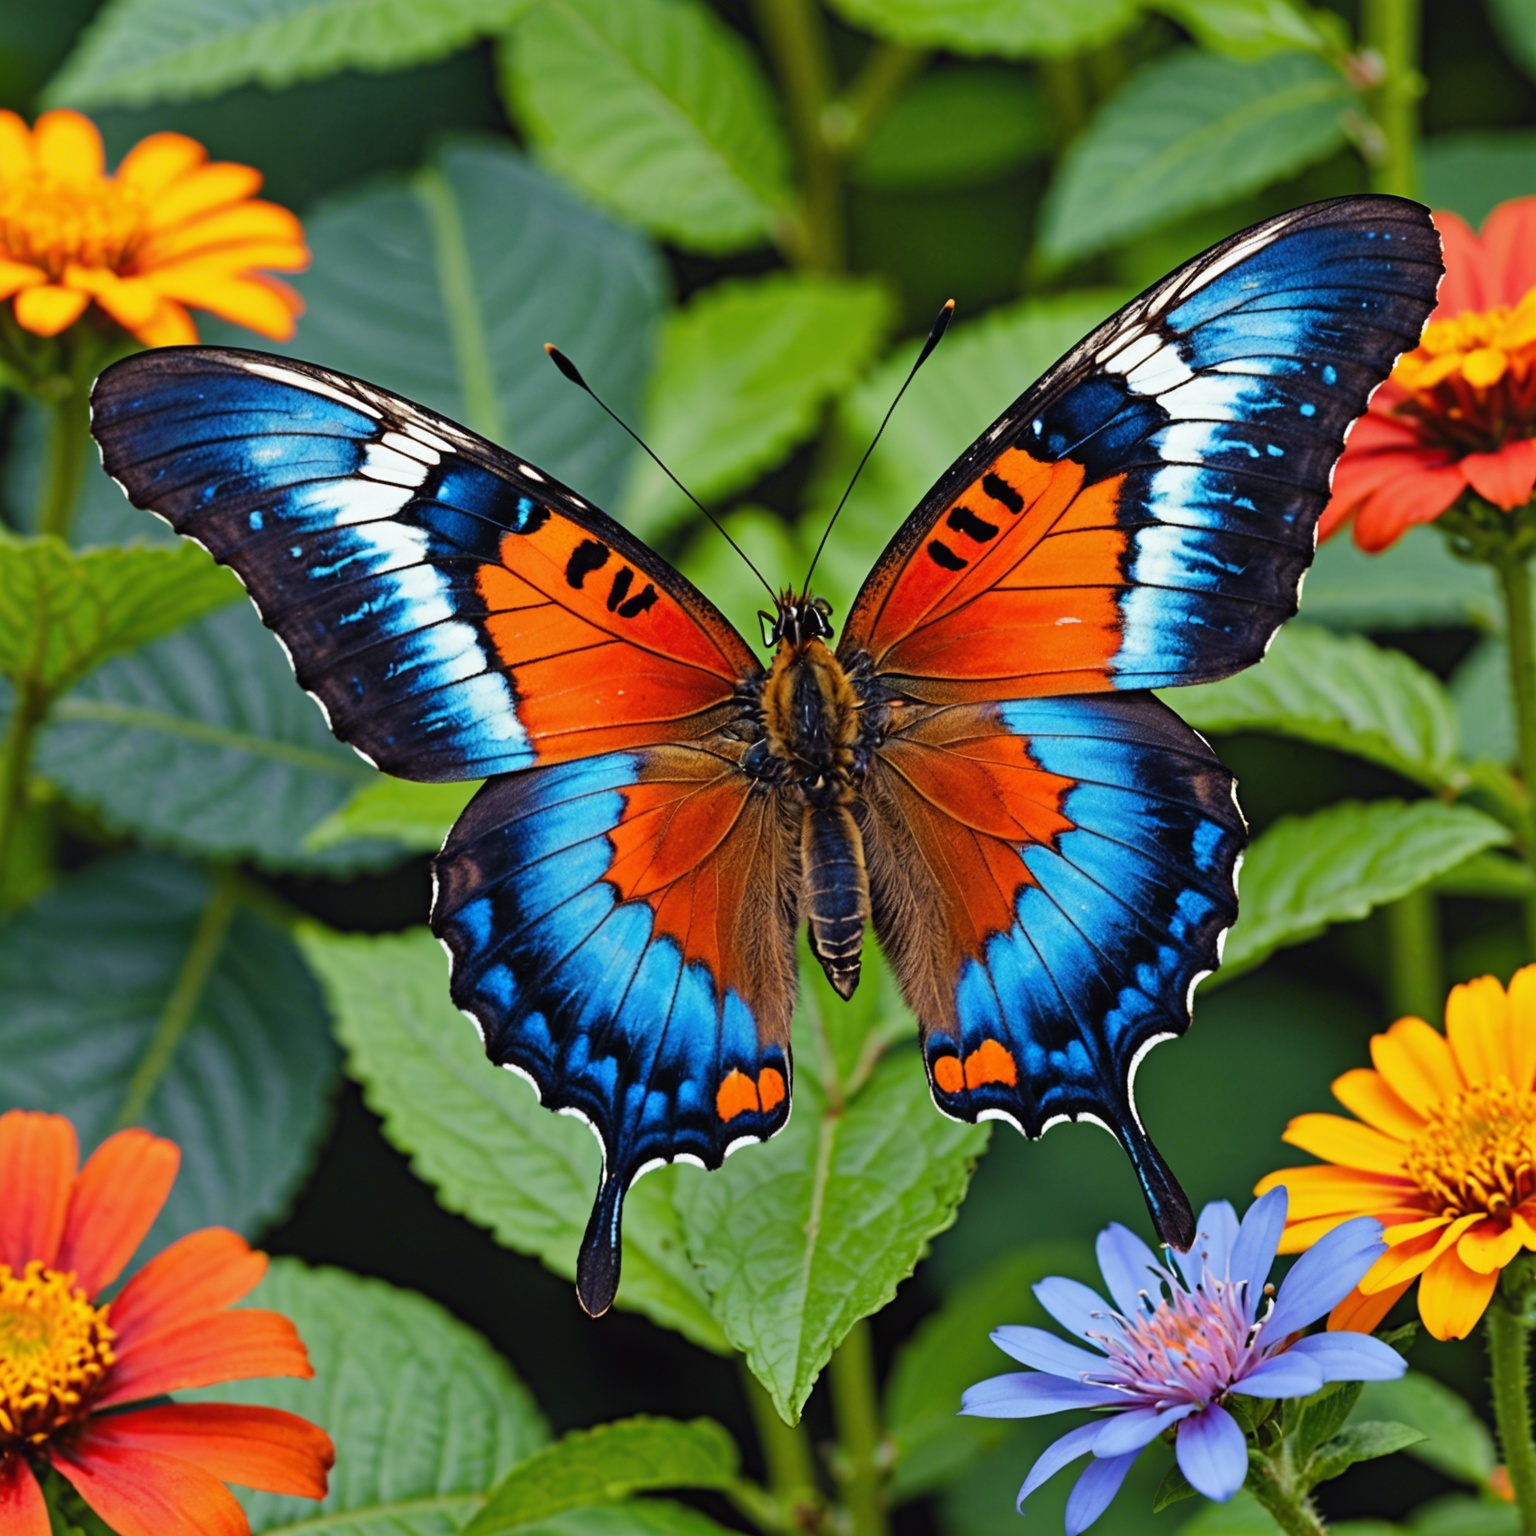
[841,195,1443,700]
[91,346,759,779]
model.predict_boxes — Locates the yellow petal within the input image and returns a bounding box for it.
[1256,1163,1416,1219]
[1418,1245,1499,1340]
[139,240,308,279]
[1329,1278,1412,1334]
[142,163,262,232]
[32,109,103,185]
[1279,1208,1428,1254]
[1457,1218,1524,1275]
[1382,1214,1454,1246]
[0,110,34,180]
[1508,965,1536,1088]
[115,131,206,197]
[1331,1068,1425,1139]
[1282,1112,1408,1174]
[137,200,303,264]
[1446,974,1511,1086]
[146,266,299,339]
[13,283,89,336]
[0,260,45,300]
[1464,347,1510,388]
[1371,1016,1462,1114]
[1361,1213,1479,1292]
[65,266,160,329]
[131,298,197,348]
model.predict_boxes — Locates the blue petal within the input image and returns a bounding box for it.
[1065,1451,1140,1535]
[1035,1276,1124,1342]
[1175,1200,1240,1288]
[1092,1403,1195,1456]
[1229,1352,1326,1399]
[1287,1332,1406,1382]
[1229,1187,1288,1293]
[961,1373,1126,1418]
[1096,1223,1163,1316]
[993,1325,1108,1377]
[1266,1216,1386,1337]
[1018,1421,1103,1508]
[1176,1403,1249,1502]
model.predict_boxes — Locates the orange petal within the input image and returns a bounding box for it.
[88,1404,332,1499]
[131,298,198,348]
[14,284,90,336]
[114,131,206,197]
[1361,1213,1479,1292]
[1434,209,1492,315]
[145,265,299,339]
[1510,965,1536,1089]
[140,238,308,277]
[1329,1278,1412,1334]
[98,1310,311,1408]
[0,1109,78,1271]
[1463,440,1536,511]
[0,111,34,181]
[50,1438,247,1536]
[64,266,163,332]
[1282,1112,1408,1174]
[0,1453,49,1536]
[142,163,262,232]
[1477,196,1536,309]
[55,1128,179,1298]
[1418,1244,1500,1340]
[1446,974,1513,1085]
[1331,1068,1424,1139]
[137,200,304,263]
[1371,1016,1463,1114]
[32,109,104,185]
[1352,460,1469,551]
[1458,1217,1526,1275]
[0,260,44,300]
[1255,1163,1416,1219]
[108,1227,267,1345]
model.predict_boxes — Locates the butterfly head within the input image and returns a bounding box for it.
[761,592,833,651]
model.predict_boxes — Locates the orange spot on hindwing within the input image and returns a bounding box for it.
[933,1055,965,1095]
[716,1067,789,1122]
[758,1067,786,1113]
[932,1040,1018,1097]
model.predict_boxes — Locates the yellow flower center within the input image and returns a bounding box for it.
[1404,1080,1536,1218]
[0,171,146,278]
[0,1262,115,1447]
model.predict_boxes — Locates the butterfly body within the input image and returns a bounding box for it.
[90,194,1445,1318]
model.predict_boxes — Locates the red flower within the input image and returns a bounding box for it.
[0,1110,333,1536]
[1321,196,1536,551]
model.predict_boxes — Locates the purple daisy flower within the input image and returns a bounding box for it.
[961,1188,1404,1534]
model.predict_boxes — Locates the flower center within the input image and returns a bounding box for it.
[0,1262,115,1447]
[0,172,146,278]
[1391,288,1536,455]
[1404,1080,1536,1218]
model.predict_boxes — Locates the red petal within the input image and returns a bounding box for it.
[1477,196,1536,307]
[0,1110,78,1271]
[56,1129,179,1298]
[1462,439,1536,510]
[98,1311,311,1409]
[87,1405,333,1499]
[1434,210,1490,315]
[108,1228,266,1346]
[1352,461,1468,551]
[50,1438,248,1536]
[0,1455,50,1536]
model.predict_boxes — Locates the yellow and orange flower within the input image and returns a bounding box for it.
[1321,196,1536,551]
[0,1109,332,1536]
[0,109,306,349]
[1258,967,1536,1342]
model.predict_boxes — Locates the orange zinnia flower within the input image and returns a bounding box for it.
[1320,196,1536,551]
[1257,968,1536,1342]
[0,1109,332,1536]
[0,109,307,349]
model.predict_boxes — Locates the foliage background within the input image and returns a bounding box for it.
[4,0,1536,1532]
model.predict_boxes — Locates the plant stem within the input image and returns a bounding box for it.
[740,1360,821,1528]
[751,0,844,271]
[1497,555,1536,953]
[1360,0,1421,198]
[37,390,90,543]
[1384,885,1442,1021]
[828,1320,888,1536]
[0,677,42,896]
[1488,1300,1536,1534]
[1248,1445,1331,1536]
[826,42,925,159]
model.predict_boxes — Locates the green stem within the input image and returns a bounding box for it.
[740,1362,821,1530]
[115,871,240,1129]
[1360,0,1421,198]
[825,42,925,159]
[1247,1445,1330,1536]
[1384,885,1442,1021]
[37,391,90,543]
[1488,1300,1536,1535]
[0,677,42,895]
[1496,556,1536,954]
[828,1320,888,1536]
[1038,57,1089,153]
[751,0,844,271]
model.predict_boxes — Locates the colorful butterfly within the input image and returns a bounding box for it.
[91,195,1442,1316]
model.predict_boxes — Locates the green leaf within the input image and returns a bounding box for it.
[1038,49,1355,262]
[822,0,1139,58]
[47,0,538,108]
[1152,1461,1198,1513]
[1453,635,1515,767]
[1300,530,1501,632]
[1306,1420,1427,1484]
[1149,0,1340,59]
[0,533,238,699]
[1217,800,1512,982]
[306,776,479,855]
[297,925,729,1353]
[1410,1494,1521,1534]
[510,1506,743,1536]
[678,507,805,658]
[1172,624,1464,791]
[851,64,1046,189]
[1433,850,1536,899]
[1289,1379,1363,1460]
[885,1243,1090,1500]
[1356,1374,1498,1487]
[34,605,390,874]
[675,1042,988,1423]
[464,1418,738,1536]
[241,139,664,510]
[622,273,891,537]
[1487,0,1536,83]
[1421,131,1536,228]
[502,0,792,254]
[1179,1493,1284,1533]
[191,1259,548,1536]
[0,856,338,1249]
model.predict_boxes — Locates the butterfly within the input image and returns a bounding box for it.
[91,194,1442,1317]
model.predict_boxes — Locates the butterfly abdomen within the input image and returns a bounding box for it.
[802,804,868,1000]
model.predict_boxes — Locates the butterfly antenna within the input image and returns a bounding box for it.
[801,298,955,597]
[544,344,777,602]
